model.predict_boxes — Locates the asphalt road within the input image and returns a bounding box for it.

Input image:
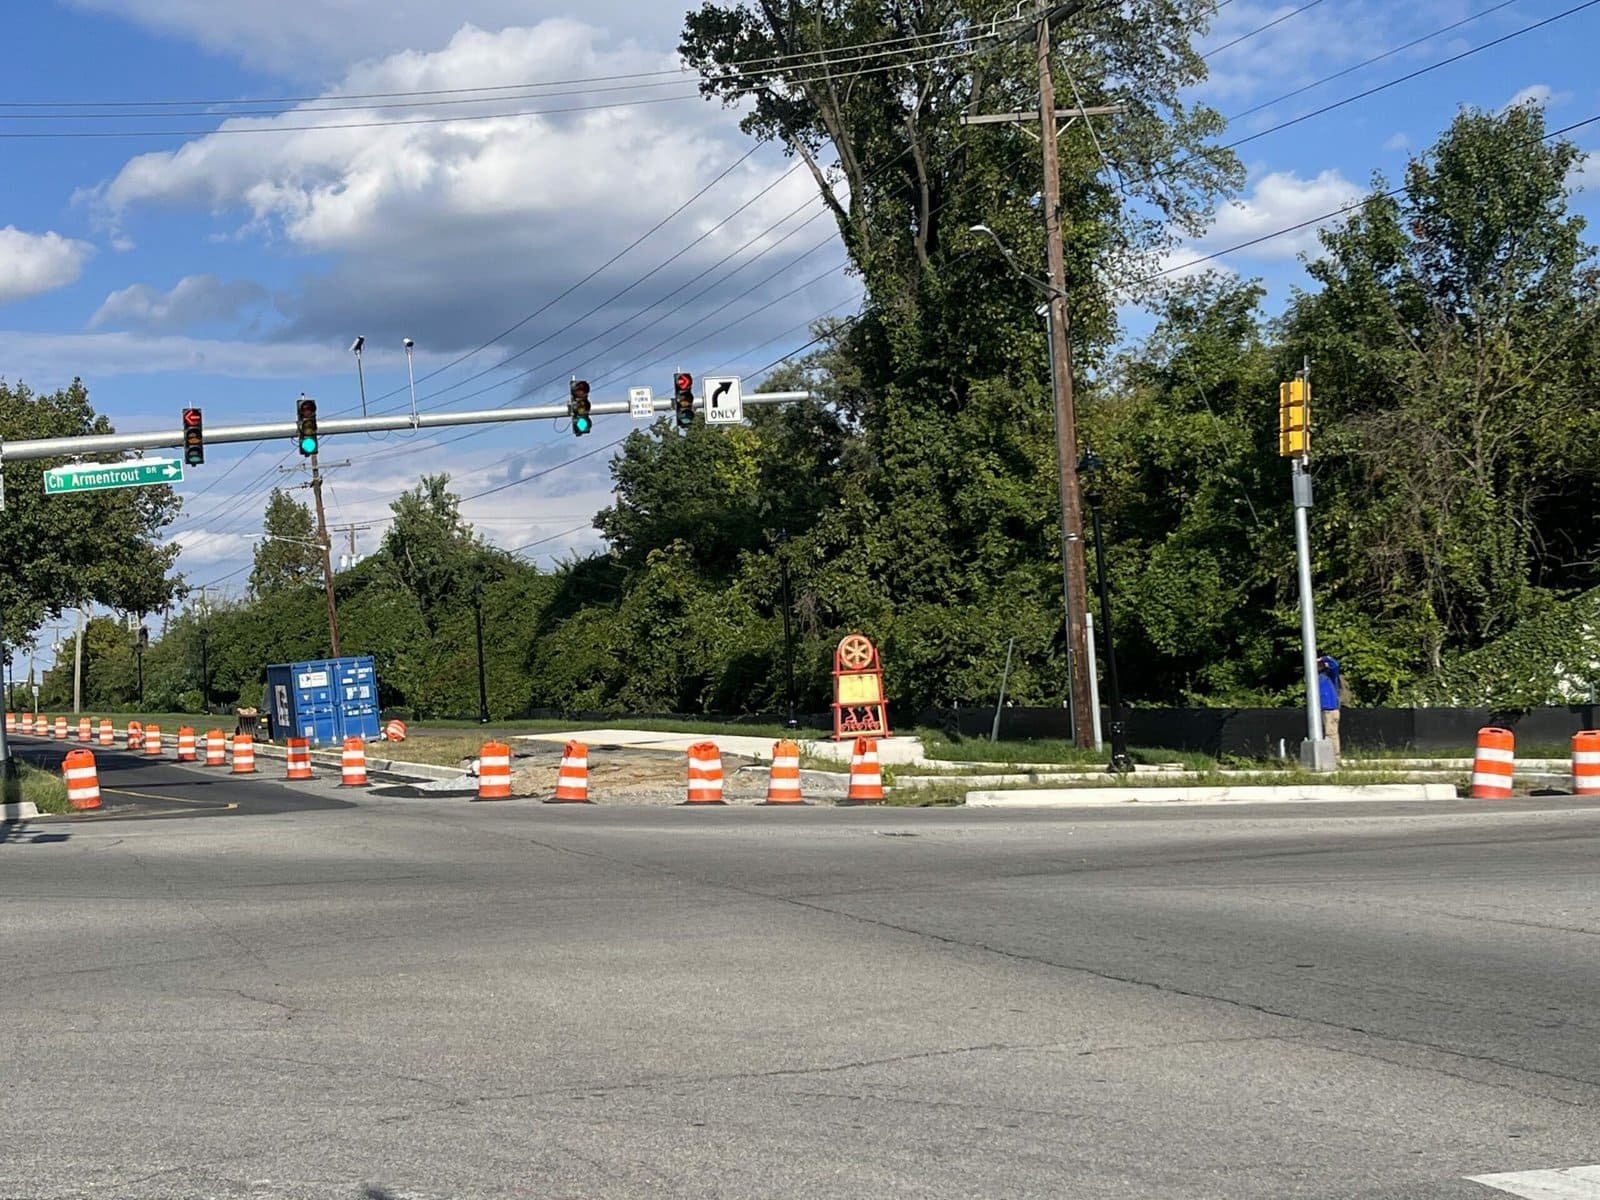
[3,786,1599,1199]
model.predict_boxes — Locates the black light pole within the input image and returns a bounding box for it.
[776,531,797,729]
[473,582,489,725]
[136,625,146,707]
[1078,451,1133,775]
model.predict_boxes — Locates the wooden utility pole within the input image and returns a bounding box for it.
[308,455,342,657]
[962,0,1100,746]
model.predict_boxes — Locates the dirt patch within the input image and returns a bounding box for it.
[507,746,771,805]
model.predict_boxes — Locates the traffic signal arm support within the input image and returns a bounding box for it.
[0,392,817,462]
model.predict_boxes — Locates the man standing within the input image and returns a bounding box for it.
[1318,654,1342,763]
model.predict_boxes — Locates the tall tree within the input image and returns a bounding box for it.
[249,489,321,596]
[1283,103,1600,676]
[0,378,180,652]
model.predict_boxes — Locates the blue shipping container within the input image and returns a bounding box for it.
[264,656,380,746]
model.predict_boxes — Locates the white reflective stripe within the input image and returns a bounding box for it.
[66,786,99,799]
[772,755,800,769]
[64,767,98,781]
[561,756,589,769]
[1468,1164,1600,1198]
[1573,751,1600,765]
[480,755,511,768]
[1471,773,1513,789]
[1474,746,1515,764]
[852,771,883,787]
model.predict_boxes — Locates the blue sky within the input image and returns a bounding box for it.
[3,0,1598,674]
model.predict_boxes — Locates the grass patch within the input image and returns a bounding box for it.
[369,734,485,769]
[1350,743,1575,760]
[16,761,71,814]
[416,716,805,739]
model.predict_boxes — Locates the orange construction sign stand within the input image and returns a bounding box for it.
[832,633,889,741]
[548,740,591,803]
[683,742,726,805]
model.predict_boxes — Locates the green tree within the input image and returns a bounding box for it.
[1283,103,1600,680]
[0,379,181,655]
[249,489,321,596]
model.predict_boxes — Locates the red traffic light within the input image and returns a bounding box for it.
[674,373,692,393]
[297,397,317,419]
[182,407,202,427]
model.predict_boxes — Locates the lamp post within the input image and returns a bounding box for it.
[472,581,489,725]
[776,531,798,729]
[1077,450,1133,775]
[199,622,210,715]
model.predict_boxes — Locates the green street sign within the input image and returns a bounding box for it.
[43,458,184,495]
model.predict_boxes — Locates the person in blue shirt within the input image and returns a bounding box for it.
[1318,654,1342,761]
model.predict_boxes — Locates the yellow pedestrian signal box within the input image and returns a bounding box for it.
[1279,378,1309,458]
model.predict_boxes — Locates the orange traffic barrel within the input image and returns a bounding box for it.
[1573,730,1600,796]
[683,741,725,805]
[20,713,33,735]
[3,712,12,734]
[53,716,67,740]
[98,719,114,746]
[77,716,91,742]
[285,737,313,780]
[62,749,101,810]
[843,737,886,804]
[548,740,591,803]
[1469,727,1515,799]
[204,729,228,766]
[176,726,198,762]
[476,741,512,800]
[385,718,408,742]
[762,739,806,805]
[144,724,163,757]
[126,720,143,749]
[231,733,257,773]
[339,737,369,787]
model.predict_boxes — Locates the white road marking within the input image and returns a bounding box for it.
[1468,1165,1600,1198]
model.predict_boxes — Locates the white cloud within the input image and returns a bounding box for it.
[65,0,683,78]
[1383,132,1410,152]
[0,329,342,382]
[0,227,95,306]
[81,20,852,388]
[90,274,274,333]
[1204,168,1365,261]
[1572,150,1598,194]
[1501,83,1572,113]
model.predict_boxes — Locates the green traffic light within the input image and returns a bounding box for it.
[574,415,592,436]
[299,435,319,455]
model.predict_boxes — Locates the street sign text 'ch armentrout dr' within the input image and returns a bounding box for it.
[43,458,183,495]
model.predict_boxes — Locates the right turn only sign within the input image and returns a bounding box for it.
[702,376,743,425]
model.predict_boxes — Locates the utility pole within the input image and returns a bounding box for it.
[962,0,1104,746]
[309,456,341,658]
[279,458,346,657]
[72,607,85,715]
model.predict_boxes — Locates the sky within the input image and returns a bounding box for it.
[3,0,1598,675]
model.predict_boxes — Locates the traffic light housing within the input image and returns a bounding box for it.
[137,625,149,650]
[182,407,204,466]
[568,379,592,437]
[296,395,319,456]
[672,372,694,428]
[1278,378,1309,458]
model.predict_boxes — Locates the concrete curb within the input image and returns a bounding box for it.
[3,801,41,820]
[966,783,1460,807]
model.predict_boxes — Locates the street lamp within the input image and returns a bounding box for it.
[472,581,489,725]
[1077,450,1133,775]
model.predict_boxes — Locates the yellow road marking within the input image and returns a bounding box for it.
[101,786,238,808]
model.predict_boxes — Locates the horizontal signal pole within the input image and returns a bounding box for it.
[0,391,818,463]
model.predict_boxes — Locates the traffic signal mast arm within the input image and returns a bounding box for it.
[0,391,819,462]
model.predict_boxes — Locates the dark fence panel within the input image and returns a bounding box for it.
[918,705,1600,756]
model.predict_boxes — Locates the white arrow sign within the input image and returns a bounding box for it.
[702,376,743,425]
